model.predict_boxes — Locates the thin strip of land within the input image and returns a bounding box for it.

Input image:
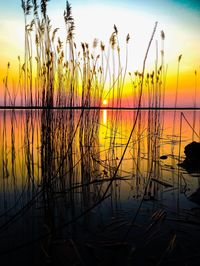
[0,106,200,110]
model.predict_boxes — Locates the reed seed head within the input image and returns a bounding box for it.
[100,42,105,51]
[126,33,130,43]
[161,30,165,40]
[114,24,118,34]
[93,38,98,49]
[178,54,182,62]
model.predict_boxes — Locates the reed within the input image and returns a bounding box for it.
[1,1,200,266]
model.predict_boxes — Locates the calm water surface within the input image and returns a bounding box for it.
[0,109,200,266]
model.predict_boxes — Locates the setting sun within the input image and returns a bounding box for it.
[102,99,108,106]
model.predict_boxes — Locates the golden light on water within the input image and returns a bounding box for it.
[1,109,200,264]
[103,109,107,124]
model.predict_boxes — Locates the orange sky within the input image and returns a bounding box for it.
[0,0,200,107]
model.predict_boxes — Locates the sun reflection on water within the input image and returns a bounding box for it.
[103,109,107,125]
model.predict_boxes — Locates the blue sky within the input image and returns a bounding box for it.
[0,0,199,34]
[0,0,200,15]
[0,0,199,66]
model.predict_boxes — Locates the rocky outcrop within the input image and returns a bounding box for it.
[180,141,200,172]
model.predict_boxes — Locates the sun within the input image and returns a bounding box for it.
[102,99,108,106]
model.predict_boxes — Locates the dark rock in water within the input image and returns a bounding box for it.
[160,155,168,160]
[180,141,200,172]
[184,141,200,162]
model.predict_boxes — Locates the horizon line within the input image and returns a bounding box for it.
[0,106,200,110]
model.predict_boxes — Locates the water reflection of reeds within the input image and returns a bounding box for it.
[0,109,200,265]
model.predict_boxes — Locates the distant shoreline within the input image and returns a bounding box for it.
[0,106,200,110]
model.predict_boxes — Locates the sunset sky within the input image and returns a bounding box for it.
[0,0,199,106]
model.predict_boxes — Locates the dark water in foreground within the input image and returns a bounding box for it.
[0,109,200,266]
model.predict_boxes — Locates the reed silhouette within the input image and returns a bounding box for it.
[0,1,200,266]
